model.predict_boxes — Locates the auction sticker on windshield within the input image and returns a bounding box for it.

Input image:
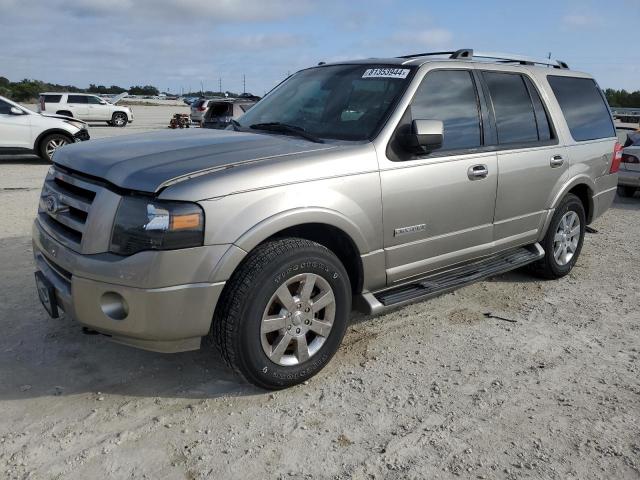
[362,68,410,79]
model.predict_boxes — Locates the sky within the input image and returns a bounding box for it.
[1,0,639,95]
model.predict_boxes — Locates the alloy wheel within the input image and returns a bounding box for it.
[260,273,336,366]
[553,211,581,266]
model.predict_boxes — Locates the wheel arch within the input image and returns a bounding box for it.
[540,177,595,241]
[33,129,74,152]
[211,209,370,295]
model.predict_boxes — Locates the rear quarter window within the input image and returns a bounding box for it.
[42,95,62,103]
[547,76,615,141]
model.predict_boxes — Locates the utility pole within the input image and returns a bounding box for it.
[243,74,246,94]
[200,80,204,96]
[219,77,222,94]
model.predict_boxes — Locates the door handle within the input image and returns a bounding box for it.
[468,164,489,180]
[550,154,564,168]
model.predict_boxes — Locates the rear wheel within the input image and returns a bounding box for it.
[530,193,586,279]
[38,133,71,162]
[617,186,637,198]
[111,112,128,127]
[212,238,351,390]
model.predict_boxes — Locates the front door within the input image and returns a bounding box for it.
[66,95,89,119]
[0,100,32,149]
[380,69,498,284]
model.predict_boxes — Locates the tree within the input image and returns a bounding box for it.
[128,85,159,96]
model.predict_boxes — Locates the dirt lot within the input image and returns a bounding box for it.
[1,108,639,479]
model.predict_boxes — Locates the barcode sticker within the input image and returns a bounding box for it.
[362,68,410,79]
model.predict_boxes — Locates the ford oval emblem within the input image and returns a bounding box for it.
[45,195,58,214]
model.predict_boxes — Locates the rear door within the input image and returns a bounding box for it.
[480,69,567,249]
[379,68,499,283]
[66,95,89,119]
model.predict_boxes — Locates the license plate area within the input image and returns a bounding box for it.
[35,271,59,318]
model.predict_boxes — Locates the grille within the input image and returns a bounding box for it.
[38,167,98,251]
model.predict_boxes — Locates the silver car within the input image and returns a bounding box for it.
[618,131,640,197]
[32,50,619,389]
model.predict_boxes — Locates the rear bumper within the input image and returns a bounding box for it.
[592,174,618,221]
[32,220,228,353]
[618,169,640,188]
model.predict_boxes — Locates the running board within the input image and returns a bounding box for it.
[356,243,544,315]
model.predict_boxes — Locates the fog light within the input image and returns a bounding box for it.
[100,292,128,320]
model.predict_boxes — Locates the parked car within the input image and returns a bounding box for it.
[38,92,133,127]
[189,98,213,123]
[0,95,89,161]
[618,131,640,197]
[202,98,259,129]
[33,50,619,390]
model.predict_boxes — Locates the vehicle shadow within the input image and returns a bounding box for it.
[0,235,259,401]
[0,154,48,165]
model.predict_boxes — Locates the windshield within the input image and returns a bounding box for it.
[237,64,415,141]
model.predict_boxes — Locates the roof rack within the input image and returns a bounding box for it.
[398,49,569,69]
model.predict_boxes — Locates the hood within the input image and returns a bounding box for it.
[109,92,128,105]
[53,129,336,193]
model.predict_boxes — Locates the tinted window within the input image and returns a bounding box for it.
[68,95,87,104]
[87,96,103,104]
[0,99,12,114]
[547,76,615,141]
[483,72,538,144]
[524,77,553,141]
[42,95,62,103]
[410,70,481,150]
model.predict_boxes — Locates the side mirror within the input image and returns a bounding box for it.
[400,119,443,153]
[10,106,23,115]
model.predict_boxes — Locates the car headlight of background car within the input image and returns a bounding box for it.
[110,197,204,255]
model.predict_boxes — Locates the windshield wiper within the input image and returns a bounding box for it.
[249,122,324,143]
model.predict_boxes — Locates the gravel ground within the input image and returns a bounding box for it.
[0,109,639,479]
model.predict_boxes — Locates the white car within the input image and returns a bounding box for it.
[0,95,90,161]
[38,92,133,127]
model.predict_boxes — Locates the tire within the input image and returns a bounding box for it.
[111,112,128,127]
[212,238,351,390]
[38,133,71,162]
[617,186,637,198]
[529,193,586,279]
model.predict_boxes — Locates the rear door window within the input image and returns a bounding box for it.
[410,69,481,151]
[42,95,62,103]
[68,95,88,104]
[547,76,615,141]
[482,72,538,144]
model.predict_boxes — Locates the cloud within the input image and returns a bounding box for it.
[389,28,454,49]
[562,13,601,28]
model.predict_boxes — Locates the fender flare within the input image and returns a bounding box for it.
[539,175,596,240]
[208,207,371,283]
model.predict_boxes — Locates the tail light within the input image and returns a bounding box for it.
[198,105,207,111]
[610,142,623,173]
[622,153,640,164]
[39,97,45,111]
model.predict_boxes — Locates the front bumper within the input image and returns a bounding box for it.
[618,169,640,188]
[74,129,90,142]
[32,220,228,353]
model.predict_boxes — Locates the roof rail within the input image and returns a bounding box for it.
[398,49,569,69]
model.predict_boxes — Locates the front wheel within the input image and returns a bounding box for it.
[39,133,71,162]
[111,112,128,127]
[212,238,351,389]
[530,193,586,279]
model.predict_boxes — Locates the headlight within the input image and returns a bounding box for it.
[110,197,204,255]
